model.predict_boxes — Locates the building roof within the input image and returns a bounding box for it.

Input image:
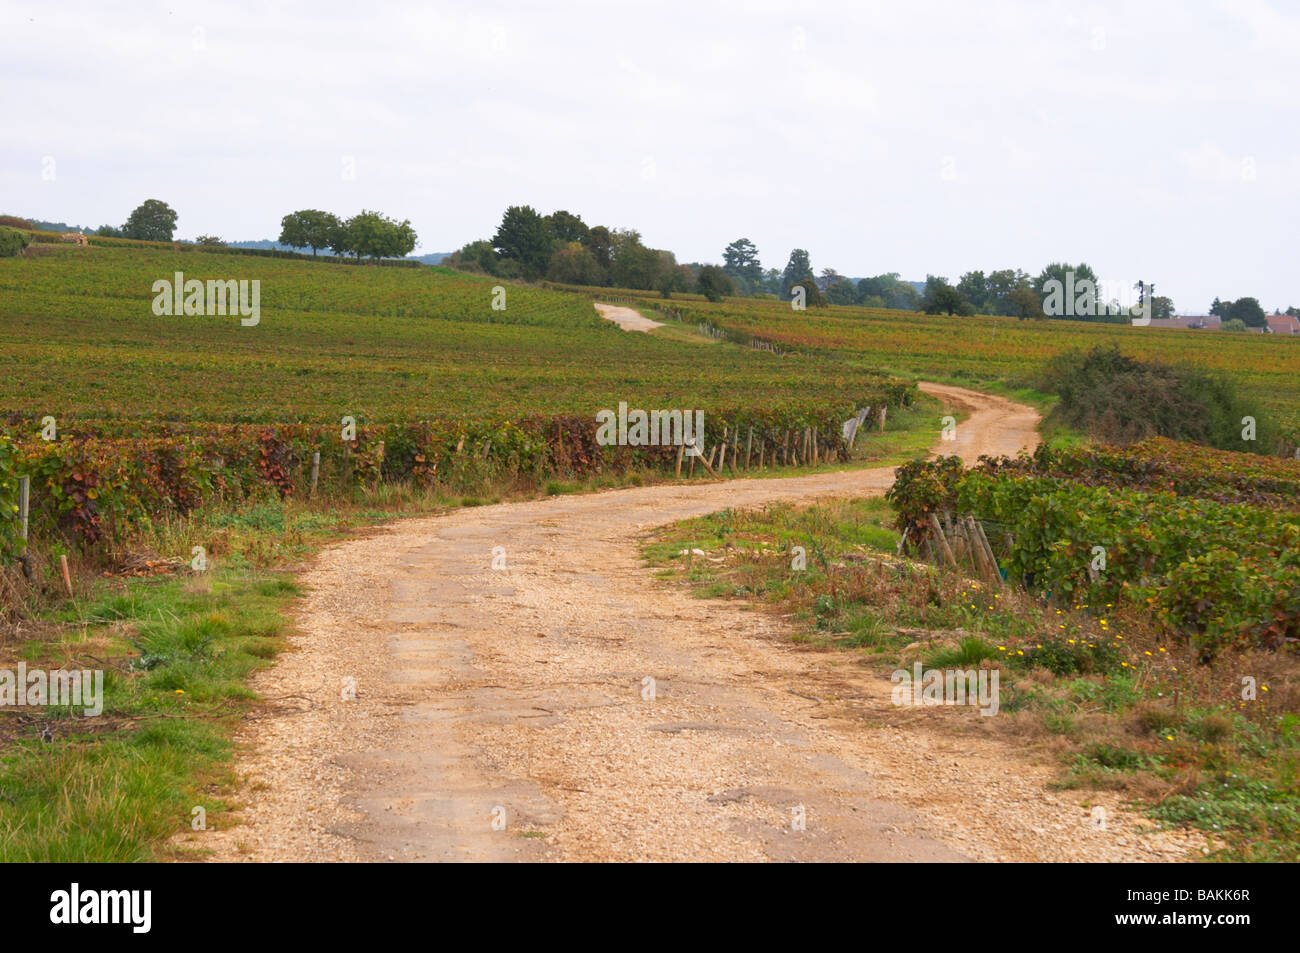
[1266,314,1300,334]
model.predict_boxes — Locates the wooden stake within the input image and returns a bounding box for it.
[675,444,684,479]
[928,513,956,567]
[59,554,73,596]
[309,451,320,498]
[879,406,887,433]
[745,427,753,469]
[18,475,29,544]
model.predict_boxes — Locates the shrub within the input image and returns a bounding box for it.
[0,226,31,258]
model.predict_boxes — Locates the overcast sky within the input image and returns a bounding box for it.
[3,0,1297,313]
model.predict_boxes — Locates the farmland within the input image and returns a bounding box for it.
[560,286,1300,442]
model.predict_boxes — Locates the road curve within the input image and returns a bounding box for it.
[193,385,1193,863]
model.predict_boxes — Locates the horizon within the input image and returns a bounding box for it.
[4,0,1298,314]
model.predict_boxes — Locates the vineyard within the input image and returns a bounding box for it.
[0,244,914,558]
[886,441,1300,659]
[555,284,1300,446]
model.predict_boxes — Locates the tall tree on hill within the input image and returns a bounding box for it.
[781,248,814,297]
[493,205,554,279]
[584,225,613,273]
[545,209,590,245]
[279,209,343,256]
[957,270,989,312]
[1227,296,1267,328]
[122,199,178,241]
[722,238,763,290]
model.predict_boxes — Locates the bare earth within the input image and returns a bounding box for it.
[593,301,664,332]
[193,384,1202,862]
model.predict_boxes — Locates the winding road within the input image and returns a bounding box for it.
[193,384,1197,862]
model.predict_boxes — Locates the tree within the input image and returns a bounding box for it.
[337,210,417,260]
[1151,296,1175,322]
[790,277,825,308]
[122,199,178,241]
[858,273,920,311]
[584,225,613,273]
[696,265,734,302]
[95,224,123,238]
[493,205,553,279]
[1286,306,1299,318]
[1210,297,1228,317]
[781,249,814,297]
[921,275,973,316]
[544,210,589,245]
[279,209,343,256]
[1226,296,1266,328]
[447,240,500,275]
[1222,318,1248,331]
[826,279,860,306]
[956,271,989,312]
[546,242,605,286]
[722,238,763,289]
[1007,285,1044,319]
[194,235,225,246]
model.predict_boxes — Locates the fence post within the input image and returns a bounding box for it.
[18,475,29,545]
[309,451,321,498]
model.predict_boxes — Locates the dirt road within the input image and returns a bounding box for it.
[593,302,664,332]
[195,384,1198,862]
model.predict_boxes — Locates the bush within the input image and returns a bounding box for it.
[1040,343,1277,453]
[0,226,31,258]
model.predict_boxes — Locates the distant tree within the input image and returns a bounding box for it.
[921,275,973,316]
[544,210,589,245]
[781,248,814,296]
[1226,296,1266,328]
[696,264,734,302]
[493,205,553,279]
[584,225,613,273]
[547,241,604,286]
[1210,297,1228,317]
[857,273,920,310]
[122,199,178,241]
[817,267,847,292]
[1221,318,1248,331]
[194,235,226,247]
[1007,284,1044,319]
[956,271,989,311]
[826,279,860,306]
[0,215,33,229]
[447,239,499,275]
[95,224,123,238]
[279,209,343,256]
[1287,306,1300,318]
[338,210,417,261]
[722,238,763,289]
[1034,262,1099,316]
[1151,296,1175,322]
[984,268,1035,316]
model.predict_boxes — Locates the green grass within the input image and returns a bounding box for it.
[0,568,297,860]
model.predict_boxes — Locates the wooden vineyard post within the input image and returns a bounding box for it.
[928,513,956,567]
[18,475,29,547]
[309,451,321,498]
[972,518,1002,588]
[17,475,32,581]
[745,428,753,469]
[879,406,887,433]
[59,554,73,596]
[675,444,684,479]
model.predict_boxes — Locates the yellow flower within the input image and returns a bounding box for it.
[1158,647,1166,653]
[1121,662,1129,667]
[1262,685,1269,693]
[1165,735,1173,741]
[1016,650,1024,655]
[174,689,185,695]
[997,646,1007,651]
[1144,651,1152,656]
[1068,639,1076,644]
